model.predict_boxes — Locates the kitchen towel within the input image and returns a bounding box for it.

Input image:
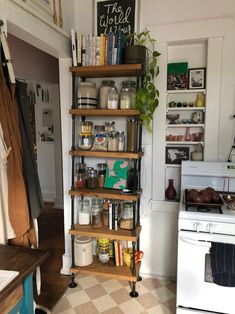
[210,242,235,287]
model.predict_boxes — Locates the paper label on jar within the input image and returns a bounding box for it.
[98,252,109,263]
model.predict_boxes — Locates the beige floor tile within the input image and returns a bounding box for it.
[164,297,176,313]
[65,283,82,295]
[93,294,117,312]
[137,292,159,310]
[85,283,107,300]
[53,309,76,314]
[109,288,130,305]
[101,279,124,293]
[74,301,99,314]
[101,306,124,314]
[152,286,175,303]
[67,290,90,307]
[78,276,100,289]
[126,282,148,296]
[165,281,177,294]
[52,296,72,313]
[147,304,172,314]
[119,299,145,314]
[141,278,162,291]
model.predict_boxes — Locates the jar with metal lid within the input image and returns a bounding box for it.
[120,80,136,109]
[91,198,103,228]
[117,131,125,151]
[98,163,106,188]
[107,85,118,109]
[75,173,86,189]
[77,81,97,109]
[81,121,93,134]
[119,201,134,230]
[78,133,93,150]
[87,169,98,189]
[97,238,109,264]
[75,236,93,266]
[78,199,90,225]
[76,162,87,174]
[108,131,118,151]
[99,80,115,109]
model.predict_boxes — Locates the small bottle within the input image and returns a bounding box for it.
[107,86,118,109]
[117,131,125,151]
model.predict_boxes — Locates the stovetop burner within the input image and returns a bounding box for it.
[186,206,222,214]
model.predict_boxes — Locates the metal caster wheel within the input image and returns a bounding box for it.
[137,276,142,281]
[69,282,77,288]
[129,291,139,298]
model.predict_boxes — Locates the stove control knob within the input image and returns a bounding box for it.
[206,223,215,233]
[193,222,201,232]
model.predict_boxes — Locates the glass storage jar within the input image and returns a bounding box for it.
[87,169,98,189]
[107,85,118,109]
[119,201,134,230]
[117,131,125,151]
[99,80,115,109]
[91,198,103,228]
[98,163,106,188]
[77,81,97,109]
[81,121,93,134]
[120,80,136,109]
[97,238,110,264]
[78,199,91,225]
[75,173,86,189]
[107,131,118,151]
[78,133,93,150]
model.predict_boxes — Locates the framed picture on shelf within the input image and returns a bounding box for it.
[166,146,189,165]
[167,62,188,90]
[188,68,206,89]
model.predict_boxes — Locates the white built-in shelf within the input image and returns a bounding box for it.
[166,107,205,112]
[166,141,204,145]
[167,89,206,95]
[165,164,181,168]
[166,124,204,128]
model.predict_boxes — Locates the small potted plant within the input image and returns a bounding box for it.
[124,29,161,132]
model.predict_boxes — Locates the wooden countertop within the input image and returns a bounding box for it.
[0,245,49,303]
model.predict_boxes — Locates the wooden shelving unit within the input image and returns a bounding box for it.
[69,108,140,117]
[69,188,141,201]
[70,150,143,159]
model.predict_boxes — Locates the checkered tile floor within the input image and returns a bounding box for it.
[51,274,176,314]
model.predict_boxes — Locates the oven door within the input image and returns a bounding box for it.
[177,231,235,314]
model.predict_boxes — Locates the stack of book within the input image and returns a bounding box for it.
[113,240,124,266]
[71,29,125,67]
[108,200,120,230]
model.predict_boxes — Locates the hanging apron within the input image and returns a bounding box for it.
[0,63,36,248]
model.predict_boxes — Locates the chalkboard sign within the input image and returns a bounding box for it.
[96,0,137,35]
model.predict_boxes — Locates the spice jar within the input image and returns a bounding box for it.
[120,80,136,109]
[78,133,93,150]
[77,82,97,109]
[81,121,93,134]
[75,173,86,189]
[107,85,118,109]
[117,131,125,151]
[78,199,91,225]
[108,131,118,151]
[99,80,115,109]
[91,198,103,228]
[119,201,134,230]
[98,163,106,188]
[87,169,98,189]
[127,118,137,151]
[97,238,109,264]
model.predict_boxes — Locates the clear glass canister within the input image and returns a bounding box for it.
[107,131,118,151]
[120,80,136,109]
[87,169,98,189]
[119,201,134,230]
[107,85,118,109]
[78,133,93,150]
[81,121,93,134]
[75,173,86,189]
[99,80,115,109]
[117,131,125,151]
[97,238,110,264]
[77,82,97,109]
[91,198,103,228]
[98,163,106,188]
[76,162,87,174]
[78,199,91,225]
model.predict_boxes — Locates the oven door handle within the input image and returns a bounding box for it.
[179,236,211,247]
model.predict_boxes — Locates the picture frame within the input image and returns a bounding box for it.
[188,67,206,89]
[94,0,139,35]
[165,146,190,165]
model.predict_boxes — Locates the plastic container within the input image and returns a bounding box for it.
[77,82,97,109]
[75,236,93,266]
[78,199,90,225]
[99,80,115,109]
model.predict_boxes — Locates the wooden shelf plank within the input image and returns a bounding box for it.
[69,188,141,201]
[70,150,143,159]
[70,259,140,282]
[69,225,141,242]
[167,124,204,128]
[69,109,140,117]
[69,64,143,78]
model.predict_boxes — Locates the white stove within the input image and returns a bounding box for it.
[177,161,235,314]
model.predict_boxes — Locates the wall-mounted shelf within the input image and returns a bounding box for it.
[70,150,143,159]
[166,124,204,128]
[167,89,206,95]
[166,141,204,145]
[69,109,140,117]
[166,107,205,112]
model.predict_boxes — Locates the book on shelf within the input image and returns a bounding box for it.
[76,32,82,66]
[104,160,128,190]
[70,29,77,66]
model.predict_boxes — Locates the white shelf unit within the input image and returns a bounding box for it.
[166,107,205,112]
[166,124,204,128]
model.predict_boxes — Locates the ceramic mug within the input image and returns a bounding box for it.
[123,248,144,267]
